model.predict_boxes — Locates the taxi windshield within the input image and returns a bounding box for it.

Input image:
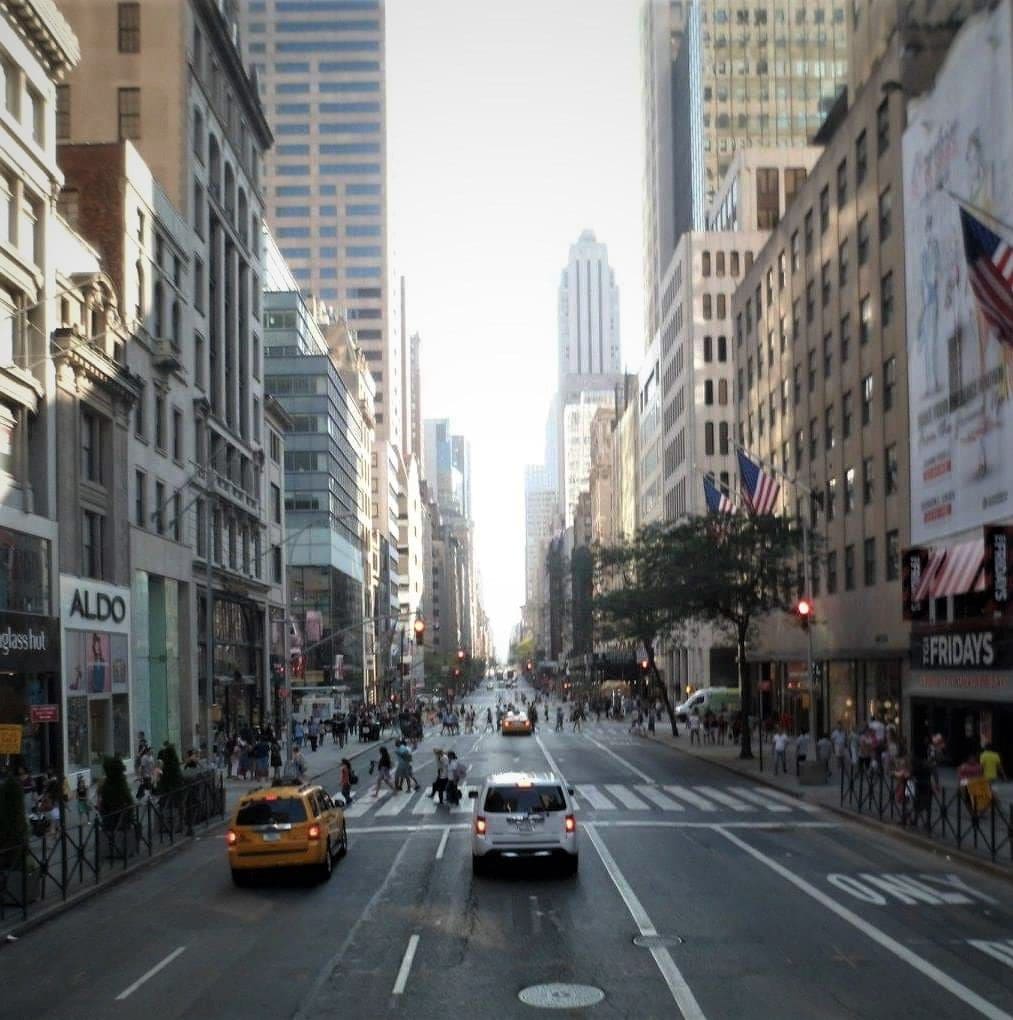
[236,798,308,826]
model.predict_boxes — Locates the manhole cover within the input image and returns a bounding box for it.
[633,934,684,948]
[518,983,605,1009]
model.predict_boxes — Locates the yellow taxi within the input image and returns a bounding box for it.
[226,782,348,885]
[501,711,533,736]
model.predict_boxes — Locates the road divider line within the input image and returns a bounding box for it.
[350,822,471,834]
[435,827,450,860]
[716,827,1013,1020]
[114,946,186,1001]
[584,824,706,1020]
[535,734,567,781]
[585,735,656,783]
[392,934,420,995]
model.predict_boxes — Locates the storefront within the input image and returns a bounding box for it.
[204,593,265,738]
[60,575,132,780]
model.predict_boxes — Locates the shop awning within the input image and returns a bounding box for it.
[916,538,985,600]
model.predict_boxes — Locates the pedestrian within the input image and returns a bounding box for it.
[689,709,702,745]
[270,738,283,780]
[393,739,413,791]
[75,774,92,822]
[291,746,307,783]
[795,730,809,777]
[293,720,304,750]
[555,706,564,732]
[980,743,1007,784]
[831,722,846,773]
[816,732,833,778]
[308,717,320,752]
[428,747,449,803]
[339,758,355,805]
[372,746,396,797]
[773,727,788,775]
[446,750,467,805]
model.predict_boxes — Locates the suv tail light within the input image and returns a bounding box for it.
[564,815,576,834]
[475,816,487,836]
[226,829,238,846]
[307,823,321,840]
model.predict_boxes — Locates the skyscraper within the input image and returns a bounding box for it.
[641,0,850,338]
[238,0,401,448]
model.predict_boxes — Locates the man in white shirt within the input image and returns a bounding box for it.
[773,729,789,775]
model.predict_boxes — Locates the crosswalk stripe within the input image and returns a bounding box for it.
[695,786,752,811]
[412,791,440,815]
[343,788,390,817]
[451,786,475,814]
[375,789,415,816]
[635,785,685,811]
[743,786,821,813]
[605,784,649,809]
[664,785,717,811]
[577,785,616,810]
[729,786,792,812]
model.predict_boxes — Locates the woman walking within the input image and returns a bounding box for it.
[372,745,396,797]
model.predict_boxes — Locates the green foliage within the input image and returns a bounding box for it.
[155,743,184,795]
[0,772,28,865]
[99,755,134,816]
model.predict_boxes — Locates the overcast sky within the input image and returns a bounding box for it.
[387,0,645,658]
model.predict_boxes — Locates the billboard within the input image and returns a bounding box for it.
[903,2,1013,545]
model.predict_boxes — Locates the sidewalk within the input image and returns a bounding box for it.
[644,726,1013,874]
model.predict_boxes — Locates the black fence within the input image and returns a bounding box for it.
[840,763,1013,865]
[0,772,225,924]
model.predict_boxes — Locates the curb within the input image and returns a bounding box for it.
[0,736,392,944]
[646,733,1013,885]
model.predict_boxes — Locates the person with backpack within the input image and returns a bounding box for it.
[446,751,467,805]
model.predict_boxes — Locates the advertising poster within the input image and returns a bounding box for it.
[902,4,1013,545]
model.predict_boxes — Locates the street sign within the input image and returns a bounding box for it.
[30,704,59,723]
[0,723,22,754]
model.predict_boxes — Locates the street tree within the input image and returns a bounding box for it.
[593,526,680,736]
[657,512,806,759]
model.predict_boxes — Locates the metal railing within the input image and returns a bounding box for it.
[0,772,225,924]
[840,763,1013,865]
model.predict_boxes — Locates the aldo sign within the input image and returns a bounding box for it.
[60,576,131,635]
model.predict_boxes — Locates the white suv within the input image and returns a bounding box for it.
[470,771,578,877]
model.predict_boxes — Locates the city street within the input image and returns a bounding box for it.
[1,684,1011,1020]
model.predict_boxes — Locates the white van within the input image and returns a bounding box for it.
[675,687,741,722]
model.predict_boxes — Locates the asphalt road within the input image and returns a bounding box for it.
[2,681,1012,1020]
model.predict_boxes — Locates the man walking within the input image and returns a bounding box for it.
[773,728,788,775]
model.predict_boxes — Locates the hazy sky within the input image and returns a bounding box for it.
[387,0,645,657]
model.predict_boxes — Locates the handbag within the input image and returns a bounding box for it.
[350,770,359,785]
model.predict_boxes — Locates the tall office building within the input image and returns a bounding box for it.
[558,230,622,397]
[641,0,850,339]
[238,0,401,448]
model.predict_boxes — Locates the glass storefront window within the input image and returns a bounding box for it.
[0,531,50,614]
[67,695,89,772]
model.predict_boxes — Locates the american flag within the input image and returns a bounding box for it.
[960,206,1013,348]
[737,449,780,515]
[703,475,734,515]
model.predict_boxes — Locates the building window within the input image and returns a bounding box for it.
[194,332,204,389]
[842,390,853,438]
[885,443,898,494]
[886,530,900,581]
[819,185,829,233]
[756,167,780,229]
[81,409,101,483]
[827,550,838,594]
[135,470,146,527]
[793,363,801,405]
[863,538,877,586]
[809,418,819,461]
[56,85,70,140]
[838,239,848,287]
[117,87,141,140]
[135,384,145,438]
[173,492,182,542]
[877,98,890,155]
[82,511,104,580]
[704,421,715,455]
[272,545,282,584]
[857,214,869,265]
[154,481,165,535]
[825,406,835,450]
[845,544,856,590]
[154,392,165,450]
[836,158,847,209]
[804,208,814,254]
[807,348,816,392]
[879,186,893,241]
[172,408,183,461]
[785,166,806,205]
[791,231,800,272]
[826,476,837,521]
[704,379,714,405]
[883,355,896,411]
[271,483,281,523]
[862,373,874,425]
[855,130,867,185]
[795,428,804,469]
[881,271,894,327]
[719,421,729,454]
[702,251,711,277]
[270,430,281,463]
[840,314,851,363]
[860,294,872,345]
[716,251,725,277]
[118,3,140,52]
[844,466,855,512]
[821,261,831,307]
[806,281,815,323]
[862,456,874,504]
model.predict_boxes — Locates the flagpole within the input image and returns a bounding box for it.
[942,187,1013,238]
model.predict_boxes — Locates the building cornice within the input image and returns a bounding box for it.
[6,0,81,78]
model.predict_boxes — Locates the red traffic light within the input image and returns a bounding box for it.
[796,598,812,617]
[457,648,466,661]
[639,658,649,671]
[413,618,425,636]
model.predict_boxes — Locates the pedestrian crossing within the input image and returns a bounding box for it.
[336,781,819,820]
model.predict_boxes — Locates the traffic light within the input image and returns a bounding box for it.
[795,598,812,630]
[453,667,461,679]
[413,617,425,646]
[639,657,650,672]
[457,648,466,662]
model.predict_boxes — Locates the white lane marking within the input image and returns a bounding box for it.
[578,784,617,810]
[114,946,187,1001]
[350,823,471,834]
[716,827,1013,1020]
[664,785,717,811]
[728,786,792,812]
[636,785,685,811]
[743,786,821,813]
[970,939,1013,969]
[585,734,656,783]
[605,784,649,810]
[294,835,417,1019]
[375,789,415,816]
[412,791,440,815]
[392,934,420,995]
[535,734,566,780]
[585,824,707,1020]
[343,788,390,817]
[695,786,752,812]
[435,827,450,860]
